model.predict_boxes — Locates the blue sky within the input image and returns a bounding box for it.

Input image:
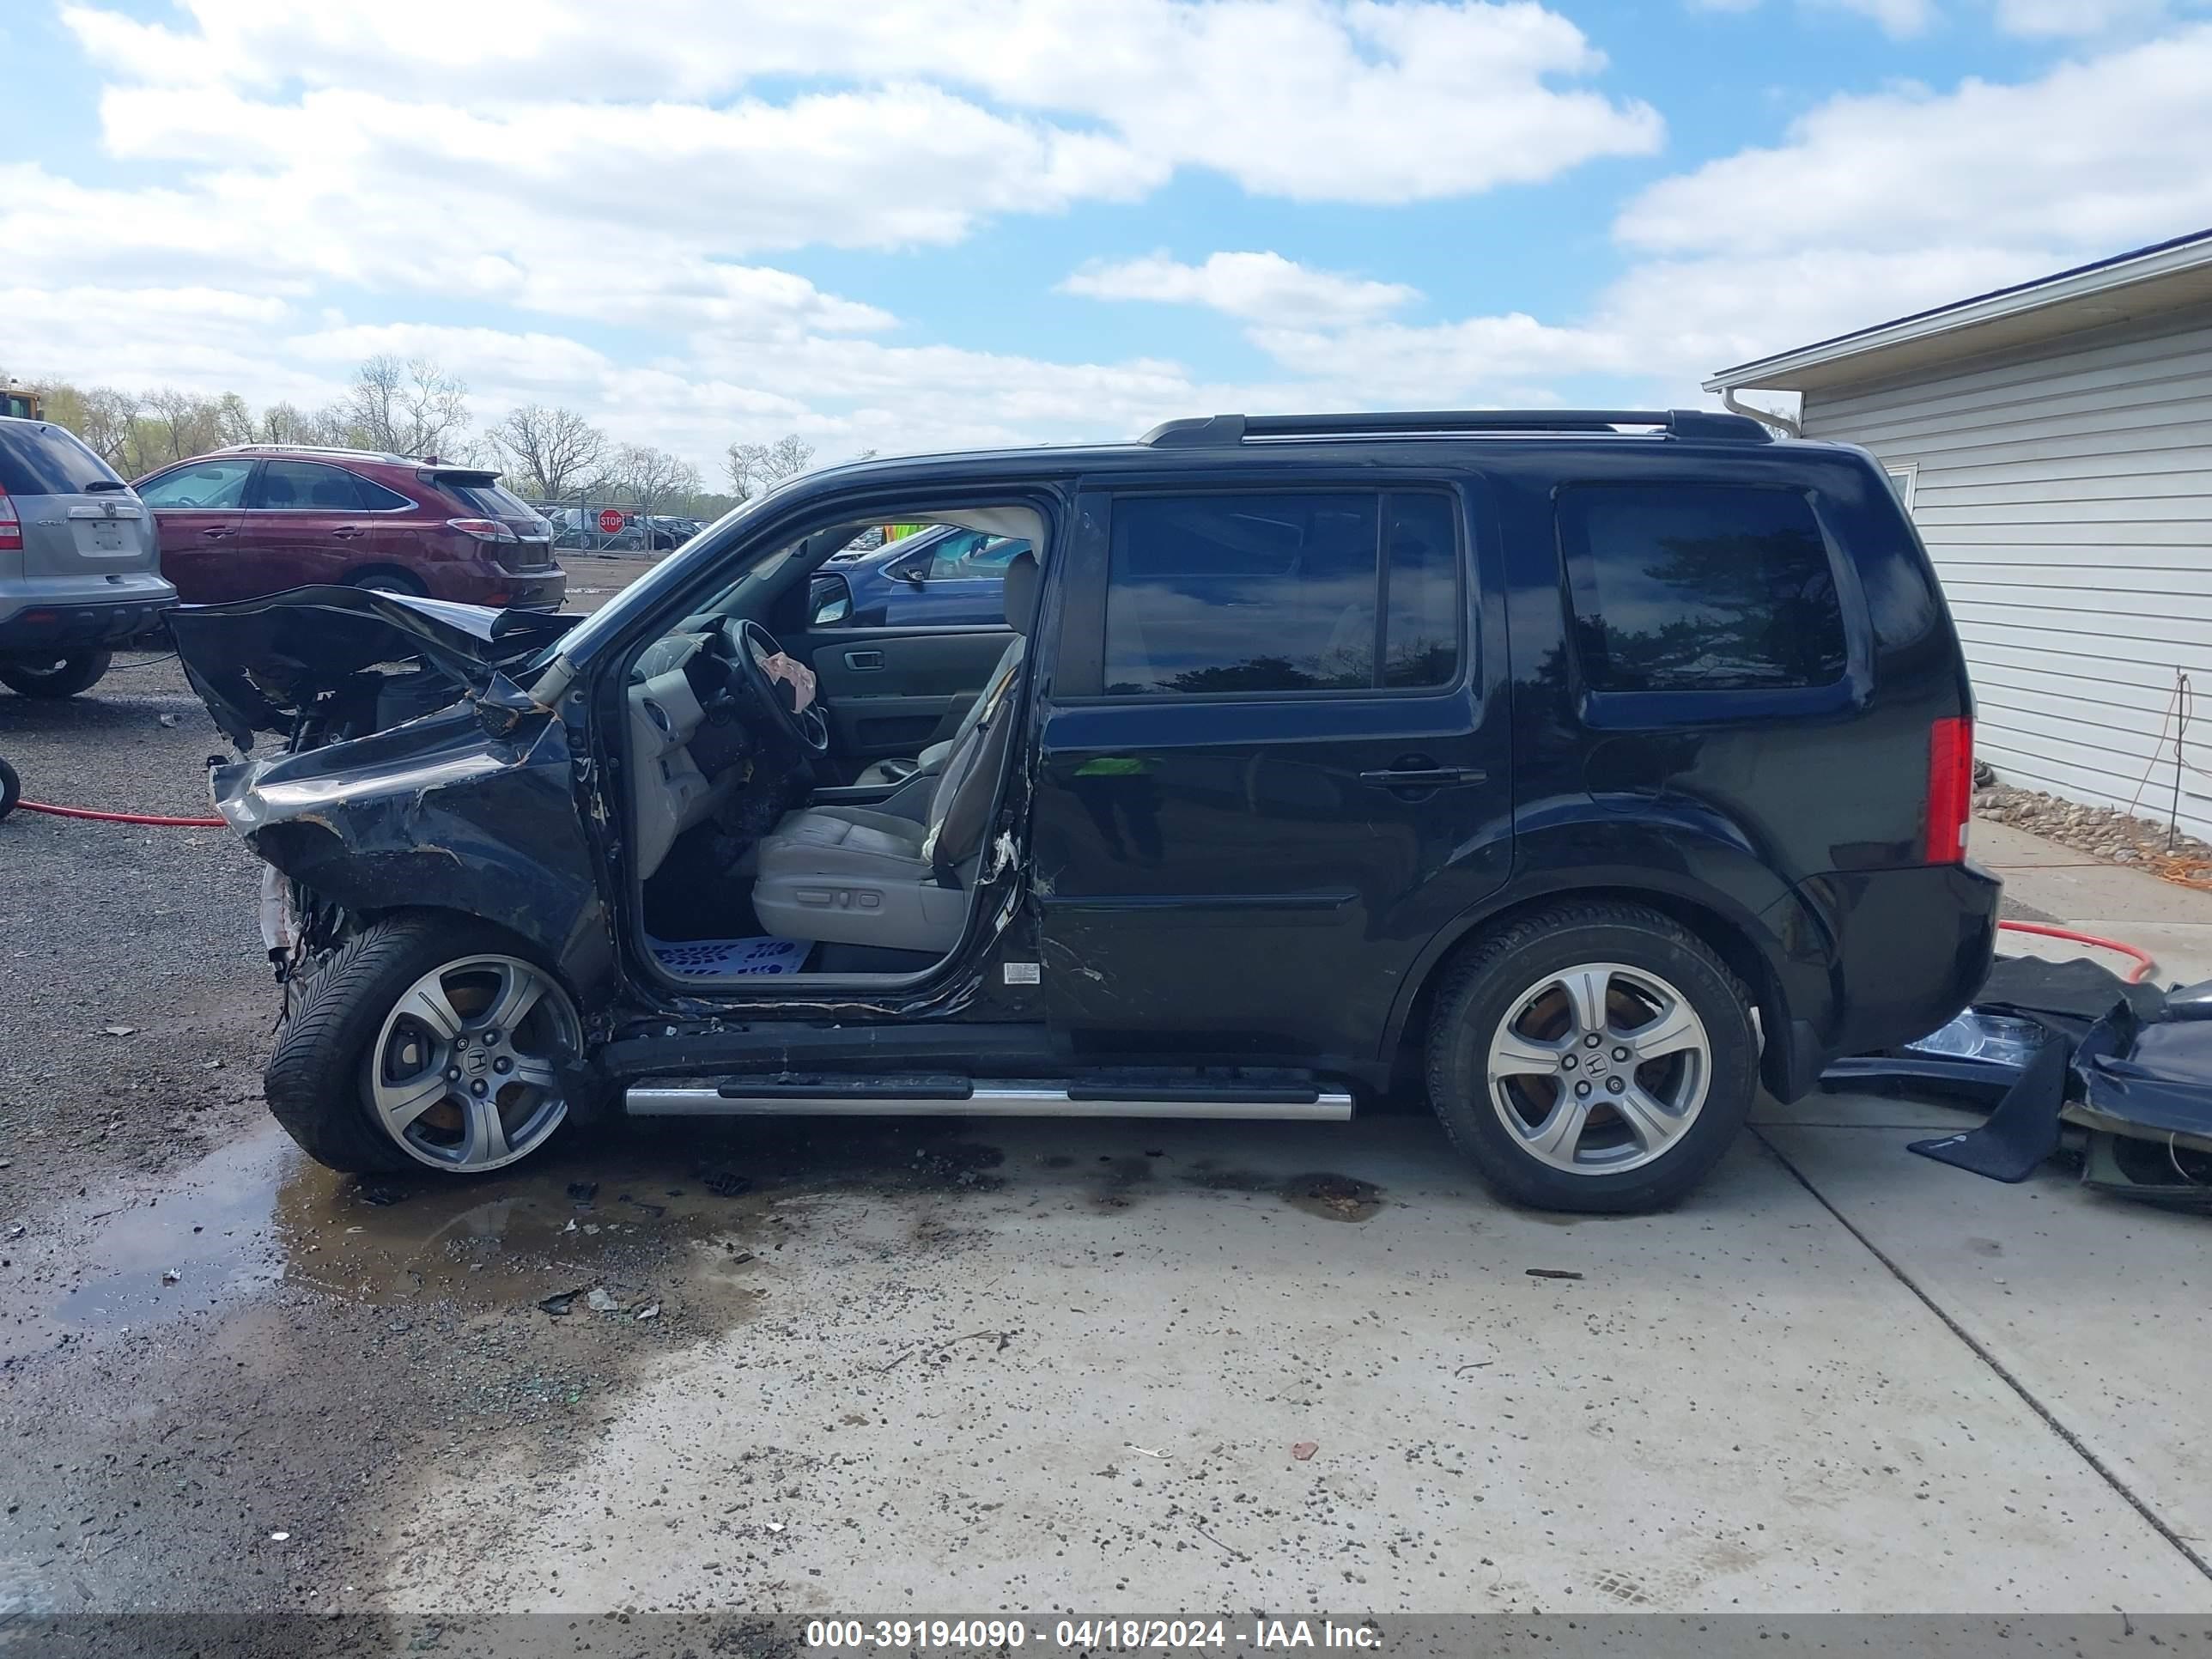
[3,0,2209,477]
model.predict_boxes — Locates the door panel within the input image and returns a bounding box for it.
[795,624,1015,759]
[1032,479,1511,1068]
[139,458,256,602]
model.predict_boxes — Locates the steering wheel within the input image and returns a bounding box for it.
[724,618,830,756]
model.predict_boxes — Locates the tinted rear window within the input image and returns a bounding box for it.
[442,478,538,521]
[1558,483,1846,693]
[0,422,124,496]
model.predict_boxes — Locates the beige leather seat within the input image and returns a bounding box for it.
[752,553,1037,953]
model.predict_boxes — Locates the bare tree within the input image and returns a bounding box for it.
[340,355,471,459]
[616,443,703,524]
[492,404,608,500]
[71,386,141,470]
[724,433,815,500]
[142,387,228,465]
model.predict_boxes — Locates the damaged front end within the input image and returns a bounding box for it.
[172,587,617,1010]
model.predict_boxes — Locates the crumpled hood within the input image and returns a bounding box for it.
[170,586,580,746]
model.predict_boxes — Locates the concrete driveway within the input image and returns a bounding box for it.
[11,1088,2201,1617]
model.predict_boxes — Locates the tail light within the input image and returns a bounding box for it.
[0,491,21,552]
[446,518,518,544]
[1926,716,1972,863]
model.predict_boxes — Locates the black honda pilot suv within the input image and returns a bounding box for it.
[171,408,1999,1212]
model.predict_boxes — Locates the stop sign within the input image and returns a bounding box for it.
[598,508,625,536]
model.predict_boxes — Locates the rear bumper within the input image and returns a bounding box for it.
[1763,859,2003,1095]
[439,563,566,610]
[0,577,178,653]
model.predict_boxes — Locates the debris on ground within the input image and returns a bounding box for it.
[101,1026,137,1038]
[537,1288,584,1316]
[161,1268,180,1285]
[157,713,180,729]
[268,1531,289,1542]
[1125,1443,1169,1459]
[586,1287,619,1313]
[358,1186,404,1208]
[1291,1441,1318,1462]
[1977,786,2212,887]
[1525,1267,1584,1280]
[566,1181,598,1203]
[702,1167,750,1197]
[635,1304,660,1322]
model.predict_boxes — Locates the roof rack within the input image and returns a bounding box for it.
[1137,409,1774,447]
[213,442,415,465]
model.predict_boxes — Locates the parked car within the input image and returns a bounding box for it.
[808,523,1031,628]
[170,407,1998,1213]
[134,446,565,609]
[0,415,174,698]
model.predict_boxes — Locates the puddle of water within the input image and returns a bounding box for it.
[13,1115,1020,1358]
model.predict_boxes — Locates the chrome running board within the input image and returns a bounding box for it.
[625,1080,1354,1121]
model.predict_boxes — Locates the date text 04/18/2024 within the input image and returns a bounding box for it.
[803,1620,1385,1650]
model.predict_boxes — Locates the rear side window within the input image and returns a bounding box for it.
[356,476,413,511]
[1558,483,1845,693]
[0,422,124,496]
[1103,490,1461,696]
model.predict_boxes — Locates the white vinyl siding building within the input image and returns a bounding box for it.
[1707,230,2212,842]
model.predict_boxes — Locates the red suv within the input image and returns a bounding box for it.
[133,446,566,609]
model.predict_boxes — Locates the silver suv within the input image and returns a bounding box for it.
[0,416,174,697]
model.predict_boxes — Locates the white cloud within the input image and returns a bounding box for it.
[62,1,1662,206]
[1061,252,1419,327]
[5,0,1668,472]
[1819,0,1942,33]
[1991,0,2179,33]
[1619,26,2212,258]
[1219,22,2212,403]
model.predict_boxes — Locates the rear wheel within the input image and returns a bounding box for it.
[0,649,112,698]
[0,756,19,819]
[1425,901,1758,1212]
[347,568,427,598]
[264,914,588,1175]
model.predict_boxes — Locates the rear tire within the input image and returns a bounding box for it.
[347,568,427,598]
[0,756,19,820]
[264,913,590,1176]
[0,649,112,699]
[1424,901,1758,1213]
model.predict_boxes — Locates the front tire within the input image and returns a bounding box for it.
[264,914,587,1176]
[0,649,112,698]
[1425,901,1758,1213]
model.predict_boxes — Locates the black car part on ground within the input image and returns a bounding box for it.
[1824,954,2212,1205]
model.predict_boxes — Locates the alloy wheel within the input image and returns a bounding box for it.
[1485,961,1711,1175]
[365,954,582,1172]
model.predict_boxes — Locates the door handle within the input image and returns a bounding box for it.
[200,527,229,539]
[843,649,884,671]
[1360,765,1487,787]
[331,525,363,539]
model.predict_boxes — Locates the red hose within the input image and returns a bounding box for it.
[1998,919,2155,984]
[16,799,227,828]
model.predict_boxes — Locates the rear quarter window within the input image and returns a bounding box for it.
[0,422,124,496]
[1557,483,1846,694]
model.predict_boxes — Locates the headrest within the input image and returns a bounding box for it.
[1002,550,1041,635]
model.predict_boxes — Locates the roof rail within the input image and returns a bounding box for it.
[212,442,413,464]
[1137,409,1773,447]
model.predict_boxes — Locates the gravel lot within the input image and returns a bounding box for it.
[3,554,2206,1628]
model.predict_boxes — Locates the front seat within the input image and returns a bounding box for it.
[853,554,1040,787]
[752,552,1037,955]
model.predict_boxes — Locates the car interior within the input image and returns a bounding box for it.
[623,505,1046,987]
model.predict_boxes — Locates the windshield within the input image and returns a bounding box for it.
[530,490,784,667]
